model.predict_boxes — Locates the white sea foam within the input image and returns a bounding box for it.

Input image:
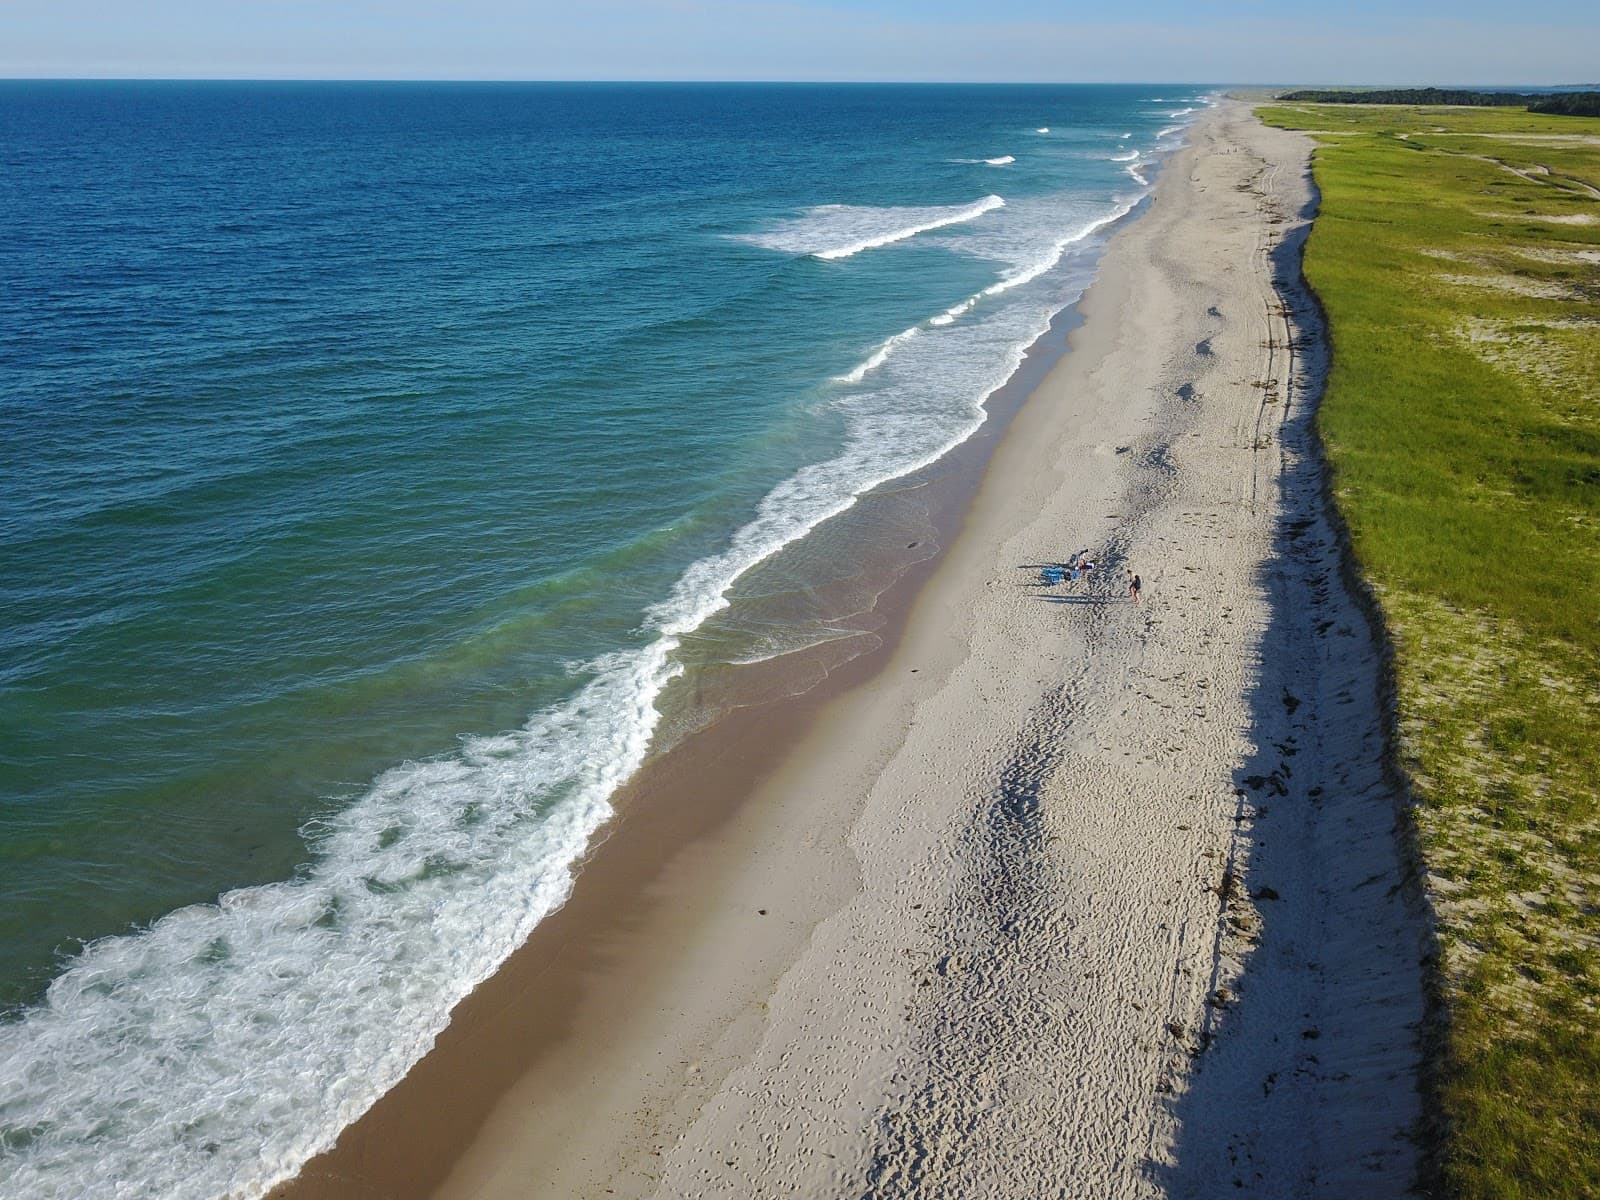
[930,297,976,326]
[735,194,1005,260]
[923,191,1144,331]
[0,654,660,1199]
[983,200,1141,297]
[1156,125,1182,140]
[835,325,921,383]
[0,140,1159,1200]
[1168,107,1196,118]
[1035,127,1049,133]
[984,156,1015,166]
[1111,150,1139,162]
[1127,164,1149,186]
[1121,132,1132,139]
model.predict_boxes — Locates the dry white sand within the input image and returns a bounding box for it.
[424,100,1427,1200]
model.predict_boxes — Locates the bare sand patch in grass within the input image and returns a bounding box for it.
[1454,316,1600,399]
[1474,211,1600,225]
[1437,272,1577,300]
[1511,246,1600,265]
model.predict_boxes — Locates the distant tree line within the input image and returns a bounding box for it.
[1531,92,1600,116]
[1278,88,1600,117]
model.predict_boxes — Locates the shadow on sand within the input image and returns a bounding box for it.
[1146,158,1428,1198]
[1020,561,1127,607]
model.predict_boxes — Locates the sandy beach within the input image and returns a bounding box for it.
[278,100,1427,1199]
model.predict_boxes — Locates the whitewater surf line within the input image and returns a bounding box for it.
[736,195,1006,261]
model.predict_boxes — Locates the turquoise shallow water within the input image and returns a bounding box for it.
[0,81,1206,1196]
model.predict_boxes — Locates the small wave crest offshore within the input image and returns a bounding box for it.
[834,326,921,383]
[734,194,1004,260]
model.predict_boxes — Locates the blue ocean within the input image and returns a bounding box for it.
[0,82,1204,1197]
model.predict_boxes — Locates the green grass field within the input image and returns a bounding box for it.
[1254,102,1600,1199]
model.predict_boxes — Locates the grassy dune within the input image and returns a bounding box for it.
[1255,103,1600,1199]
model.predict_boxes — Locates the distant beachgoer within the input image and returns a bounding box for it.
[1128,572,1142,603]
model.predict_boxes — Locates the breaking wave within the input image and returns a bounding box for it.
[735,195,1005,260]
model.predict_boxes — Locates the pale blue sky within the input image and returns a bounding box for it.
[4,1,1596,84]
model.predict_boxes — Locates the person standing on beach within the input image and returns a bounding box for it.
[1127,571,1141,603]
